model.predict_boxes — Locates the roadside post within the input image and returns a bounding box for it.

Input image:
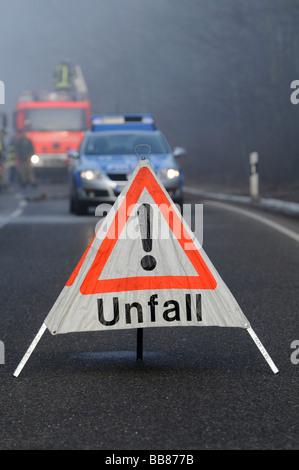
[0,81,4,105]
[249,151,259,202]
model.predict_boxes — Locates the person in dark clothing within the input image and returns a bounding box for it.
[16,132,36,186]
[6,137,19,185]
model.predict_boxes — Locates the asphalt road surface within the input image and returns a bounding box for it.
[0,181,298,451]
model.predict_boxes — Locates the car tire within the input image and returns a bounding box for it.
[174,198,184,213]
[69,197,75,213]
[70,181,88,215]
[70,193,87,215]
[74,198,87,215]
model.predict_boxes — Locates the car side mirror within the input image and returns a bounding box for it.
[173,147,186,158]
[68,149,79,159]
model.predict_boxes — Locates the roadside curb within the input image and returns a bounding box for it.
[184,187,299,218]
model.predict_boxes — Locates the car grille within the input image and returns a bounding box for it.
[107,173,128,181]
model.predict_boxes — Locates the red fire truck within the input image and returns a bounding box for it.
[13,64,91,177]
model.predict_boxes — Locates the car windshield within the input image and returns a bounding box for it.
[25,108,87,131]
[84,133,171,155]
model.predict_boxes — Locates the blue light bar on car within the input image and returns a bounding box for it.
[91,114,155,131]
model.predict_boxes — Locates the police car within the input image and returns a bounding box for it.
[69,114,185,214]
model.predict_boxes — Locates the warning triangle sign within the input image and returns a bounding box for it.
[13,158,279,376]
[44,159,250,334]
[75,167,216,294]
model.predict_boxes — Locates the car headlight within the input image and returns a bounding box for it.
[31,155,40,165]
[160,168,180,179]
[167,169,180,179]
[81,170,102,180]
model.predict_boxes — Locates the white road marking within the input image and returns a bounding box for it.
[9,215,98,224]
[0,193,96,226]
[0,197,27,229]
[2,192,299,245]
[206,200,299,244]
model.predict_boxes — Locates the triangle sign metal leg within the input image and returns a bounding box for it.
[13,323,47,378]
[136,328,143,361]
[247,327,279,374]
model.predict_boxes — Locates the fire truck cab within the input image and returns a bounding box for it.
[13,63,91,178]
[13,90,91,174]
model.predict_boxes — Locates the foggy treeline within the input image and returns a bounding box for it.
[1,0,299,189]
[191,0,299,187]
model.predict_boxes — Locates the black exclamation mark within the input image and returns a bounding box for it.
[137,203,157,271]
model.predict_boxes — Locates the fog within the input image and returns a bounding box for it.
[1,0,299,188]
